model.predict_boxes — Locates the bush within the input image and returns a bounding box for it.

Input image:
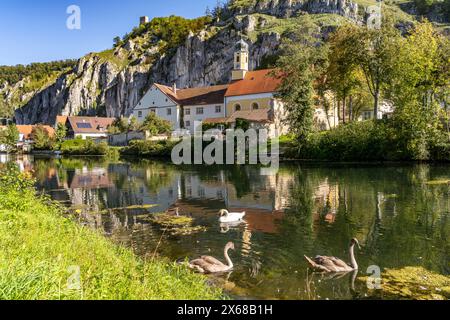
[31,125,55,151]
[121,140,177,157]
[292,121,406,161]
[60,139,109,156]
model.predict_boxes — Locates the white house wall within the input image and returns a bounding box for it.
[183,104,225,133]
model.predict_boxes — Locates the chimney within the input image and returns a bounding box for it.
[172,83,177,94]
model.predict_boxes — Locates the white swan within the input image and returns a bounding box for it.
[219,209,245,223]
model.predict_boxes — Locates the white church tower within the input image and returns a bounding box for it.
[231,39,249,81]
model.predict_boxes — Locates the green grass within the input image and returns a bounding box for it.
[0,167,222,300]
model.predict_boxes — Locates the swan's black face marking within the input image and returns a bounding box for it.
[226,242,235,251]
[351,238,361,249]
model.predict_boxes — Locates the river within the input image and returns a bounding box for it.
[1,154,449,300]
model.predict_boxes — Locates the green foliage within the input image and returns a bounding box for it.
[31,125,55,151]
[140,113,172,136]
[292,121,401,161]
[60,138,109,156]
[0,167,222,300]
[290,119,450,161]
[235,118,251,131]
[120,15,212,53]
[275,15,329,140]
[108,117,140,134]
[55,123,67,149]
[121,140,177,158]
[0,60,76,86]
[414,0,436,15]
[0,124,19,151]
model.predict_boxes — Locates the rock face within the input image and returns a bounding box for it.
[15,0,362,125]
[228,0,359,20]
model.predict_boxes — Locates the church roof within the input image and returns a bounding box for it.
[154,84,229,106]
[225,69,282,97]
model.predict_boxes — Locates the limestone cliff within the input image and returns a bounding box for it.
[12,0,400,125]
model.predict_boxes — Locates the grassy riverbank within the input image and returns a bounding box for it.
[0,166,222,300]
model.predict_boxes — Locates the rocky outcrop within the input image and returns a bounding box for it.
[14,0,367,125]
[228,0,359,21]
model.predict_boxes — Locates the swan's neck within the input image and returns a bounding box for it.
[349,244,358,270]
[224,247,233,269]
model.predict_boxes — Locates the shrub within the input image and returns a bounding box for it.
[60,139,109,156]
[293,121,406,161]
[31,125,55,151]
[121,140,177,157]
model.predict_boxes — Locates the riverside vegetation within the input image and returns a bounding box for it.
[0,165,223,300]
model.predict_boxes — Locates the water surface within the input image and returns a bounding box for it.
[2,154,449,300]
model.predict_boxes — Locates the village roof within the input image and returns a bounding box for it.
[154,84,229,106]
[56,116,68,126]
[226,109,273,124]
[67,116,115,134]
[16,125,55,140]
[225,69,282,97]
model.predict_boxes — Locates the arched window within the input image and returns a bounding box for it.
[252,102,259,110]
[234,104,241,112]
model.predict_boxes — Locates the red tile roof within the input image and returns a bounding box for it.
[56,116,68,126]
[16,125,55,140]
[225,69,282,97]
[154,84,229,106]
[226,109,274,123]
[67,116,115,134]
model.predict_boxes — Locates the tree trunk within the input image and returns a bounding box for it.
[349,96,353,122]
[342,97,346,124]
[374,85,380,120]
[337,100,341,124]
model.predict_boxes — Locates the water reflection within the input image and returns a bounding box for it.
[3,155,449,300]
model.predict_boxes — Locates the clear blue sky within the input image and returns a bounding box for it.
[0,0,218,66]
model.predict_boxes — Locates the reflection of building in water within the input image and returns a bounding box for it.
[313,180,340,224]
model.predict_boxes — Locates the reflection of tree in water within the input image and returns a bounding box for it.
[188,165,254,198]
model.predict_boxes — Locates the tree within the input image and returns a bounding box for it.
[31,126,54,151]
[274,15,329,140]
[326,24,367,123]
[108,117,140,134]
[390,21,450,159]
[113,36,123,48]
[55,123,67,149]
[414,0,435,15]
[0,124,19,152]
[327,14,402,120]
[140,113,172,136]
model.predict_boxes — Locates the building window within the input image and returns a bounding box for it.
[234,104,241,112]
[196,107,204,115]
[167,108,172,116]
[363,111,372,120]
[215,106,222,113]
[138,111,143,118]
[185,108,191,115]
[185,121,191,127]
[252,102,259,110]
[151,108,156,114]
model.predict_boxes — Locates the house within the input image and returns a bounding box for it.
[62,116,115,140]
[132,83,228,133]
[16,125,55,143]
[132,39,291,137]
[358,101,395,121]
